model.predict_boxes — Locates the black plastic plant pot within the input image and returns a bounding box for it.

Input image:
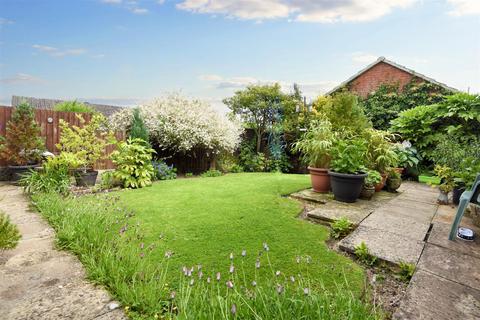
[329,171,367,203]
[452,187,466,205]
[74,170,98,187]
[8,164,38,182]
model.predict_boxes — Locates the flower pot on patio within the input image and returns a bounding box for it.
[386,176,402,192]
[329,171,367,203]
[74,170,98,187]
[8,164,38,182]
[360,184,375,200]
[437,190,449,205]
[308,167,330,193]
[374,173,388,192]
[452,186,466,205]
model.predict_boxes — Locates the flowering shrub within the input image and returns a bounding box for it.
[110,94,243,154]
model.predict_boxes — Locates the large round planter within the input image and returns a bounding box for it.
[452,186,466,205]
[329,171,367,203]
[360,185,375,200]
[74,170,98,187]
[386,177,402,192]
[8,164,38,182]
[437,190,449,205]
[308,167,330,193]
[374,173,388,192]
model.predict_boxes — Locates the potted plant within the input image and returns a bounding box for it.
[0,102,44,181]
[364,129,398,192]
[292,119,335,193]
[57,114,115,187]
[329,138,368,203]
[386,169,402,192]
[360,170,382,200]
[434,165,454,204]
[393,142,420,175]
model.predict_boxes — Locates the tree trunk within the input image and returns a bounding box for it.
[255,131,262,153]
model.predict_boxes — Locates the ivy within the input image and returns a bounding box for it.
[360,81,452,130]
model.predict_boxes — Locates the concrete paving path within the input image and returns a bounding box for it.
[0,183,126,320]
[339,182,438,264]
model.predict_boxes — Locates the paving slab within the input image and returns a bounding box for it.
[290,189,329,204]
[393,270,480,320]
[361,210,431,241]
[338,225,424,264]
[427,221,480,259]
[0,183,126,320]
[418,243,480,291]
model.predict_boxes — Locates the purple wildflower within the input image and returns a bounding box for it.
[303,288,310,295]
[139,252,144,258]
[231,304,237,315]
[198,271,204,279]
[189,279,194,286]
[241,249,246,257]
[252,280,257,287]
[276,284,284,294]
[140,243,144,249]
[216,272,221,281]
[226,280,234,289]
[229,252,234,260]
[170,291,176,299]
[290,276,295,283]
[263,242,269,251]
[164,251,173,258]
[229,265,235,274]
[182,266,188,276]
[255,259,261,269]
[296,256,301,264]
[275,271,281,277]
[207,277,211,284]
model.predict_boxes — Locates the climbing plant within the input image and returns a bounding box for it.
[361,81,453,130]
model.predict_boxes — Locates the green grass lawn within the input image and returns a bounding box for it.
[118,173,365,291]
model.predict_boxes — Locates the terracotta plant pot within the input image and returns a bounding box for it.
[360,185,375,200]
[308,167,330,193]
[74,170,98,187]
[329,171,367,203]
[374,173,388,192]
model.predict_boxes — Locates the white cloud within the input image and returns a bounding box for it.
[0,73,46,85]
[157,0,165,4]
[32,44,88,57]
[101,0,122,4]
[447,0,480,16]
[351,52,378,64]
[131,7,149,14]
[0,18,14,26]
[176,0,417,23]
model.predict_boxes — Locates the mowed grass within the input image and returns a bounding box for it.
[118,173,365,292]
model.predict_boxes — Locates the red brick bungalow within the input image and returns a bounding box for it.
[327,56,457,98]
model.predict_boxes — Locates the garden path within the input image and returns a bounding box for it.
[0,183,126,320]
[333,181,480,320]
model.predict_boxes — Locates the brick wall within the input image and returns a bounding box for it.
[348,61,419,98]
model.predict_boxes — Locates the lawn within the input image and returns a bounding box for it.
[118,173,364,289]
[33,172,373,319]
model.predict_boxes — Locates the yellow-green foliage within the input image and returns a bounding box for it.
[0,212,21,249]
[57,114,115,171]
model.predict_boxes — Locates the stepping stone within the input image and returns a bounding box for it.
[307,206,371,225]
[393,270,480,320]
[290,189,329,204]
[418,243,480,291]
[361,211,431,241]
[427,222,480,260]
[338,225,424,264]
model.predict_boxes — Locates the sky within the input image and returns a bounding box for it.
[0,0,479,113]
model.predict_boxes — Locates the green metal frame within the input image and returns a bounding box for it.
[448,174,480,240]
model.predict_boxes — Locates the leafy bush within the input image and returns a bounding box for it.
[100,171,122,190]
[129,108,149,143]
[152,161,177,180]
[354,242,377,266]
[57,114,115,172]
[391,93,480,160]
[238,142,268,172]
[201,169,223,177]
[314,92,370,135]
[185,172,193,177]
[292,118,335,168]
[53,100,94,113]
[330,139,367,174]
[0,102,44,165]
[361,82,451,130]
[0,211,21,249]
[363,129,398,173]
[434,165,455,193]
[19,154,73,194]
[330,217,354,239]
[111,138,156,188]
[393,143,420,169]
[365,170,382,187]
[110,94,242,154]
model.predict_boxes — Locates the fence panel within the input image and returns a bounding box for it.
[0,106,123,169]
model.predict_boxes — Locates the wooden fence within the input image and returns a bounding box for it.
[0,106,124,169]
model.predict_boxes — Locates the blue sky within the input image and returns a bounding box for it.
[0,0,479,112]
